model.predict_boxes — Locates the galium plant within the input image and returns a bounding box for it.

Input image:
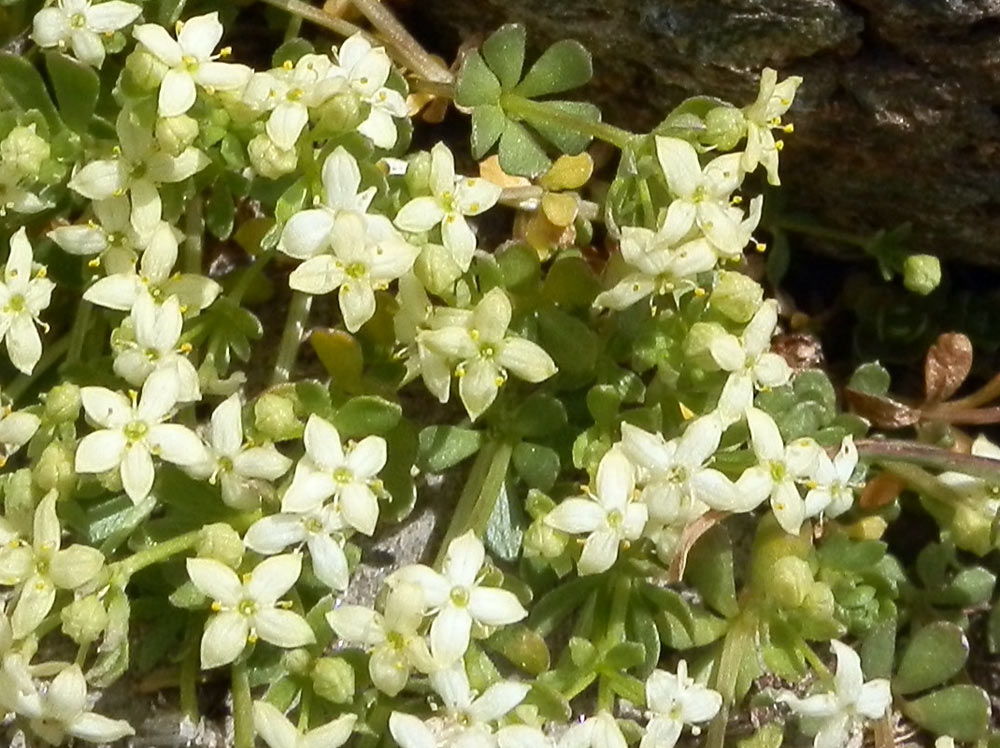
[0,1,991,747]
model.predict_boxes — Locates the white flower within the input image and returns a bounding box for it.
[83,218,220,311]
[805,436,859,519]
[75,368,210,503]
[389,664,537,748]
[280,414,386,535]
[0,404,40,465]
[194,394,292,509]
[655,137,746,257]
[736,408,824,534]
[713,300,792,423]
[419,288,557,421]
[254,701,356,748]
[133,12,252,117]
[0,491,104,639]
[69,109,211,235]
[113,291,200,402]
[742,68,802,186]
[187,554,315,669]
[279,147,376,258]
[388,530,527,665]
[594,228,717,310]
[778,640,891,748]
[243,55,346,149]
[48,195,145,270]
[557,711,627,748]
[326,582,434,695]
[0,228,54,375]
[393,272,463,399]
[394,142,502,271]
[32,0,141,68]
[545,449,648,575]
[245,504,350,591]
[12,664,134,745]
[641,661,722,748]
[619,418,735,521]
[334,34,408,148]
[286,212,418,332]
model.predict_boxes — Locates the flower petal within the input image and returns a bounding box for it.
[121,444,155,503]
[253,608,315,648]
[158,69,197,117]
[200,611,249,669]
[545,498,605,534]
[429,604,472,664]
[468,587,527,626]
[248,554,301,605]
[75,430,127,474]
[187,558,242,606]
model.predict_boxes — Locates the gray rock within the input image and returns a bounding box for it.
[402,0,1000,264]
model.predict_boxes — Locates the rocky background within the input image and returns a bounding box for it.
[398,0,1000,265]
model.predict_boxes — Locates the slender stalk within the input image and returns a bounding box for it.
[297,686,312,731]
[65,300,92,367]
[433,440,513,567]
[922,405,1000,425]
[349,0,453,83]
[230,250,275,306]
[604,574,631,646]
[500,94,637,151]
[184,196,204,276]
[272,291,312,385]
[856,439,1000,482]
[112,529,202,579]
[705,611,757,748]
[259,0,361,37]
[7,335,71,404]
[933,370,1000,411]
[180,621,201,720]
[232,660,255,748]
[775,218,869,248]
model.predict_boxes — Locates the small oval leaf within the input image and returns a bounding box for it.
[902,685,991,742]
[514,39,592,99]
[894,622,968,695]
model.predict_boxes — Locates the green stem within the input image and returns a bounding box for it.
[111,529,202,579]
[857,439,1000,483]
[775,218,869,248]
[184,196,204,276]
[705,611,757,748]
[604,574,631,646]
[232,660,255,748]
[271,291,312,385]
[349,0,453,83]
[230,250,275,306]
[7,335,71,404]
[258,0,361,37]
[180,621,201,720]
[297,685,312,731]
[434,440,513,567]
[500,93,637,151]
[65,300,93,367]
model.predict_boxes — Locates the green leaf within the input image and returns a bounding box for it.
[509,393,567,439]
[627,603,661,678]
[380,420,418,523]
[333,396,402,438]
[455,50,502,107]
[527,681,571,722]
[861,619,896,680]
[311,329,364,394]
[536,306,599,376]
[527,100,600,154]
[528,576,599,637]
[686,526,738,618]
[486,624,550,675]
[894,622,968,695]
[849,362,891,397]
[736,723,784,748]
[0,53,60,128]
[471,104,507,159]
[930,566,996,607]
[498,119,551,178]
[484,482,523,562]
[602,642,645,671]
[417,425,484,472]
[512,442,560,490]
[903,685,991,741]
[515,39,592,99]
[272,38,315,67]
[275,178,309,224]
[44,52,98,132]
[482,24,526,91]
[206,180,235,240]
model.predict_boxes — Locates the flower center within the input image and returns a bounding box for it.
[606,509,624,529]
[123,420,148,443]
[386,630,406,650]
[333,466,353,484]
[304,516,324,534]
[769,461,786,482]
[182,55,199,73]
[5,294,24,314]
[449,585,470,608]
[479,343,496,359]
[346,262,367,279]
[287,88,304,102]
[70,13,86,29]
[217,456,234,473]
[238,599,258,616]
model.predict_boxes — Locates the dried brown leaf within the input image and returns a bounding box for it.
[860,472,905,510]
[925,332,973,404]
[845,388,921,429]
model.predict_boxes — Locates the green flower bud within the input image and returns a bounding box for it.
[413,243,461,295]
[711,270,764,323]
[5,469,35,532]
[1,125,50,177]
[770,555,814,609]
[315,92,365,135]
[155,115,200,157]
[44,383,81,423]
[123,49,167,92]
[525,489,556,520]
[404,150,432,196]
[197,523,244,568]
[704,106,746,151]
[61,595,108,645]
[903,254,941,296]
[248,134,298,179]
[684,321,730,370]
[34,442,75,497]
[311,657,355,704]
[523,519,568,560]
[802,581,836,620]
[253,393,302,442]
[282,648,313,676]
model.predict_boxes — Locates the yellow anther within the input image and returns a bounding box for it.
[282,60,293,71]
[211,601,222,612]
[755,242,767,253]
[783,123,795,133]
[35,267,47,278]
[219,46,232,58]
[694,287,707,297]
[775,140,785,151]
[175,20,185,34]
[731,195,743,205]
[179,342,193,354]
[678,402,696,421]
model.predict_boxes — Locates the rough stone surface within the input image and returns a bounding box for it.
[401,0,1000,264]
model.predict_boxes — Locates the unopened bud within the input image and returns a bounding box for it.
[253,393,302,441]
[311,657,355,704]
[282,648,313,676]
[413,243,461,295]
[124,49,168,92]
[903,254,941,296]
[1,125,50,177]
[197,523,244,567]
[61,595,108,645]
[315,92,365,135]
[155,115,200,157]
[44,383,81,423]
[524,520,567,560]
[404,150,432,197]
[771,555,814,609]
[704,106,746,151]
[248,134,298,179]
[684,322,730,370]
[34,442,75,497]
[710,271,763,323]
[802,581,836,620]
